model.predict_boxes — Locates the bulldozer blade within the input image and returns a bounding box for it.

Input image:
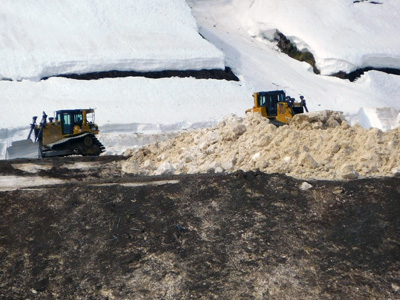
[5,139,40,159]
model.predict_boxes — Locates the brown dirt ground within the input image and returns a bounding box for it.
[0,156,399,299]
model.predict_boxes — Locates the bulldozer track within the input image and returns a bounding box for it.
[44,133,105,157]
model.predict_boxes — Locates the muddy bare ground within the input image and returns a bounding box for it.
[0,156,399,299]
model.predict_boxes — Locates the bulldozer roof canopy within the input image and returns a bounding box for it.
[55,109,95,114]
[256,90,285,96]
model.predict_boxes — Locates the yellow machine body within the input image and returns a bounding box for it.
[246,90,306,125]
[40,109,99,146]
[6,108,104,159]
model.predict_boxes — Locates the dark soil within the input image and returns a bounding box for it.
[333,67,400,82]
[42,67,239,82]
[0,157,399,299]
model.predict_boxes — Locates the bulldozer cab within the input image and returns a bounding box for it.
[257,90,286,117]
[55,109,96,135]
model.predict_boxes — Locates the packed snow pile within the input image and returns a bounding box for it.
[122,111,400,180]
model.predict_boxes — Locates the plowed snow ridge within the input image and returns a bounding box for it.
[122,111,400,180]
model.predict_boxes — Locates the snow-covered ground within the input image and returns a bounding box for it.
[0,0,224,81]
[235,0,400,75]
[188,0,400,127]
[1,0,400,159]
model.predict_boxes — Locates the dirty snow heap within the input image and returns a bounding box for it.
[122,111,400,180]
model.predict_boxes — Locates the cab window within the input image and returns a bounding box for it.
[74,113,83,125]
[259,95,266,106]
[62,113,73,134]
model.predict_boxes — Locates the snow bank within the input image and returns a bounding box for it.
[0,77,250,159]
[190,1,400,131]
[122,111,400,180]
[239,0,400,75]
[346,107,400,131]
[0,0,224,81]
[0,77,250,129]
[1,0,400,162]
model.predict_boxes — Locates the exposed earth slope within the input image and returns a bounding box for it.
[0,156,399,299]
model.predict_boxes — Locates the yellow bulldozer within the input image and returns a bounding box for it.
[6,108,105,159]
[246,90,308,125]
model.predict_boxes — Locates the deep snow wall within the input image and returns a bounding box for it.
[0,0,224,81]
[240,0,400,75]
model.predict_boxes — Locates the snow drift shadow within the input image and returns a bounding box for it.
[42,67,239,81]
[274,31,400,82]
[333,67,400,82]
